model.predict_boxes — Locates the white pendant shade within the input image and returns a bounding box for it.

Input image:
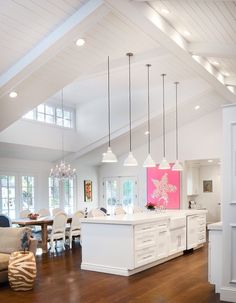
[124,152,138,166]
[172,159,183,171]
[159,157,170,170]
[102,146,117,163]
[143,154,156,168]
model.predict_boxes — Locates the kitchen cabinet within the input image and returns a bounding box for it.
[187,167,200,195]
[187,214,206,249]
[169,217,186,255]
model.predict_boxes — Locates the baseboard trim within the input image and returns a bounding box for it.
[220,286,236,302]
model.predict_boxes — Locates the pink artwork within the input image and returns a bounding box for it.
[147,165,180,209]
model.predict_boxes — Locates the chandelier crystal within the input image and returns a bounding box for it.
[50,90,76,180]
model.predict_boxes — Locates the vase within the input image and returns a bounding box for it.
[8,251,37,291]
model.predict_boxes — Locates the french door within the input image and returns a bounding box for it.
[0,175,16,219]
[103,177,138,214]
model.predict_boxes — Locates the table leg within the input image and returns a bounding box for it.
[41,223,48,253]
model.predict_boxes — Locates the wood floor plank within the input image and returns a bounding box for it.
[0,242,230,303]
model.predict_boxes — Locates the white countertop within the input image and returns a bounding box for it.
[80,209,207,225]
[207,221,222,231]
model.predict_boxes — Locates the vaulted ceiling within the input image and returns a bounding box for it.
[0,0,235,163]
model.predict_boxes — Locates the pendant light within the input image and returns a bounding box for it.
[159,74,170,170]
[50,90,76,180]
[102,56,117,163]
[124,52,138,166]
[172,82,183,171]
[143,64,155,168]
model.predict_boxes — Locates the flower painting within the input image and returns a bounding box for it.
[147,166,180,209]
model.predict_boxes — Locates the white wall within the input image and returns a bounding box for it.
[195,165,221,223]
[98,109,222,208]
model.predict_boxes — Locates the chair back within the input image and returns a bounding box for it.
[88,208,106,218]
[100,207,107,214]
[52,212,67,234]
[0,214,11,227]
[114,207,126,215]
[71,211,84,232]
[19,210,31,218]
[52,208,63,216]
[133,206,144,214]
[38,208,50,217]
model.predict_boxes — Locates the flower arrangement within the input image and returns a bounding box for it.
[146,202,157,210]
[27,213,39,220]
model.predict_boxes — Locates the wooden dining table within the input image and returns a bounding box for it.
[12,216,72,253]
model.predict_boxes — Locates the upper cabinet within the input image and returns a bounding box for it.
[187,167,199,196]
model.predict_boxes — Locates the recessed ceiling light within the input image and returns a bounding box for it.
[208,159,213,163]
[161,8,170,14]
[145,131,150,135]
[222,72,230,77]
[76,38,85,47]
[211,61,219,66]
[9,91,18,98]
[194,105,200,110]
[184,30,191,37]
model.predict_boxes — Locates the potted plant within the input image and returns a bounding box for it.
[146,202,157,210]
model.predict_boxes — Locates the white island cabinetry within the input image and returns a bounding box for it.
[81,210,207,276]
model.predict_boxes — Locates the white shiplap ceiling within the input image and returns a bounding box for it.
[0,0,236,163]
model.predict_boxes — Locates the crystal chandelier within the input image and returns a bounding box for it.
[50,90,76,180]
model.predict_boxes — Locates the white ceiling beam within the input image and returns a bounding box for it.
[189,43,236,58]
[0,0,110,131]
[225,77,236,87]
[104,0,236,103]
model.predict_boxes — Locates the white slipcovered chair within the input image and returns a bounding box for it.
[19,209,31,218]
[114,207,126,215]
[49,212,67,252]
[37,208,50,217]
[66,211,84,248]
[52,208,63,216]
[87,208,106,218]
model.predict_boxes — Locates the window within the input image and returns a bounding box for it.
[21,176,35,212]
[23,103,74,128]
[49,177,60,213]
[103,177,137,214]
[49,178,75,214]
[0,175,16,218]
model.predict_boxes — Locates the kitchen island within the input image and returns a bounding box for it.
[80,210,207,276]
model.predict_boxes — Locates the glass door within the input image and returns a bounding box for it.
[120,177,137,213]
[0,175,16,219]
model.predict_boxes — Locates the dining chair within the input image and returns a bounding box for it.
[66,211,84,248]
[52,208,63,216]
[100,207,107,214]
[114,207,126,215]
[87,208,106,217]
[19,209,31,218]
[0,214,11,227]
[49,212,67,253]
[37,208,50,217]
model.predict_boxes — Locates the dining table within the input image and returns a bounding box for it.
[12,216,72,253]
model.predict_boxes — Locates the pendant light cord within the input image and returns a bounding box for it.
[107,56,111,147]
[161,74,166,158]
[147,64,151,154]
[175,82,179,161]
[127,53,133,152]
[61,89,64,161]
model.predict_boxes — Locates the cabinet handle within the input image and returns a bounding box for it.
[143,239,152,243]
[142,255,152,260]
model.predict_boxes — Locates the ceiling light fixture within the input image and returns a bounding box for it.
[143,64,155,168]
[184,30,191,37]
[161,8,170,14]
[194,105,200,110]
[145,131,150,135]
[9,91,18,98]
[159,74,170,170]
[76,38,85,47]
[124,53,138,167]
[208,159,213,163]
[172,82,183,171]
[50,90,76,180]
[222,72,230,77]
[102,56,117,163]
[211,61,219,66]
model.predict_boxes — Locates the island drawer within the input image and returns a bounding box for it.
[135,223,157,233]
[135,246,156,267]
[135,232,156,250]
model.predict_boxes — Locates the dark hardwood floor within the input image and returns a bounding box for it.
[0,242,231,303]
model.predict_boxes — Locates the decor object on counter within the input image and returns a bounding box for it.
[203,180,213,192]
[145,202,156,210]
[8,231,37,291]
[102,56,117,163]
[50,89,76,181]
[159,74,170,170]
[84,180,92,202]
[147,166,180,209]
[172,82,183,171]
[143,64,155,167]
[124,52,138,166]
[27,213,39,220]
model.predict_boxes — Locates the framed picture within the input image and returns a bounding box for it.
[203,180,213,193]
[147,165,180,209]
[84,180,92,202]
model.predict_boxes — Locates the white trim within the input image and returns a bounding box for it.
[220,287,236,302]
